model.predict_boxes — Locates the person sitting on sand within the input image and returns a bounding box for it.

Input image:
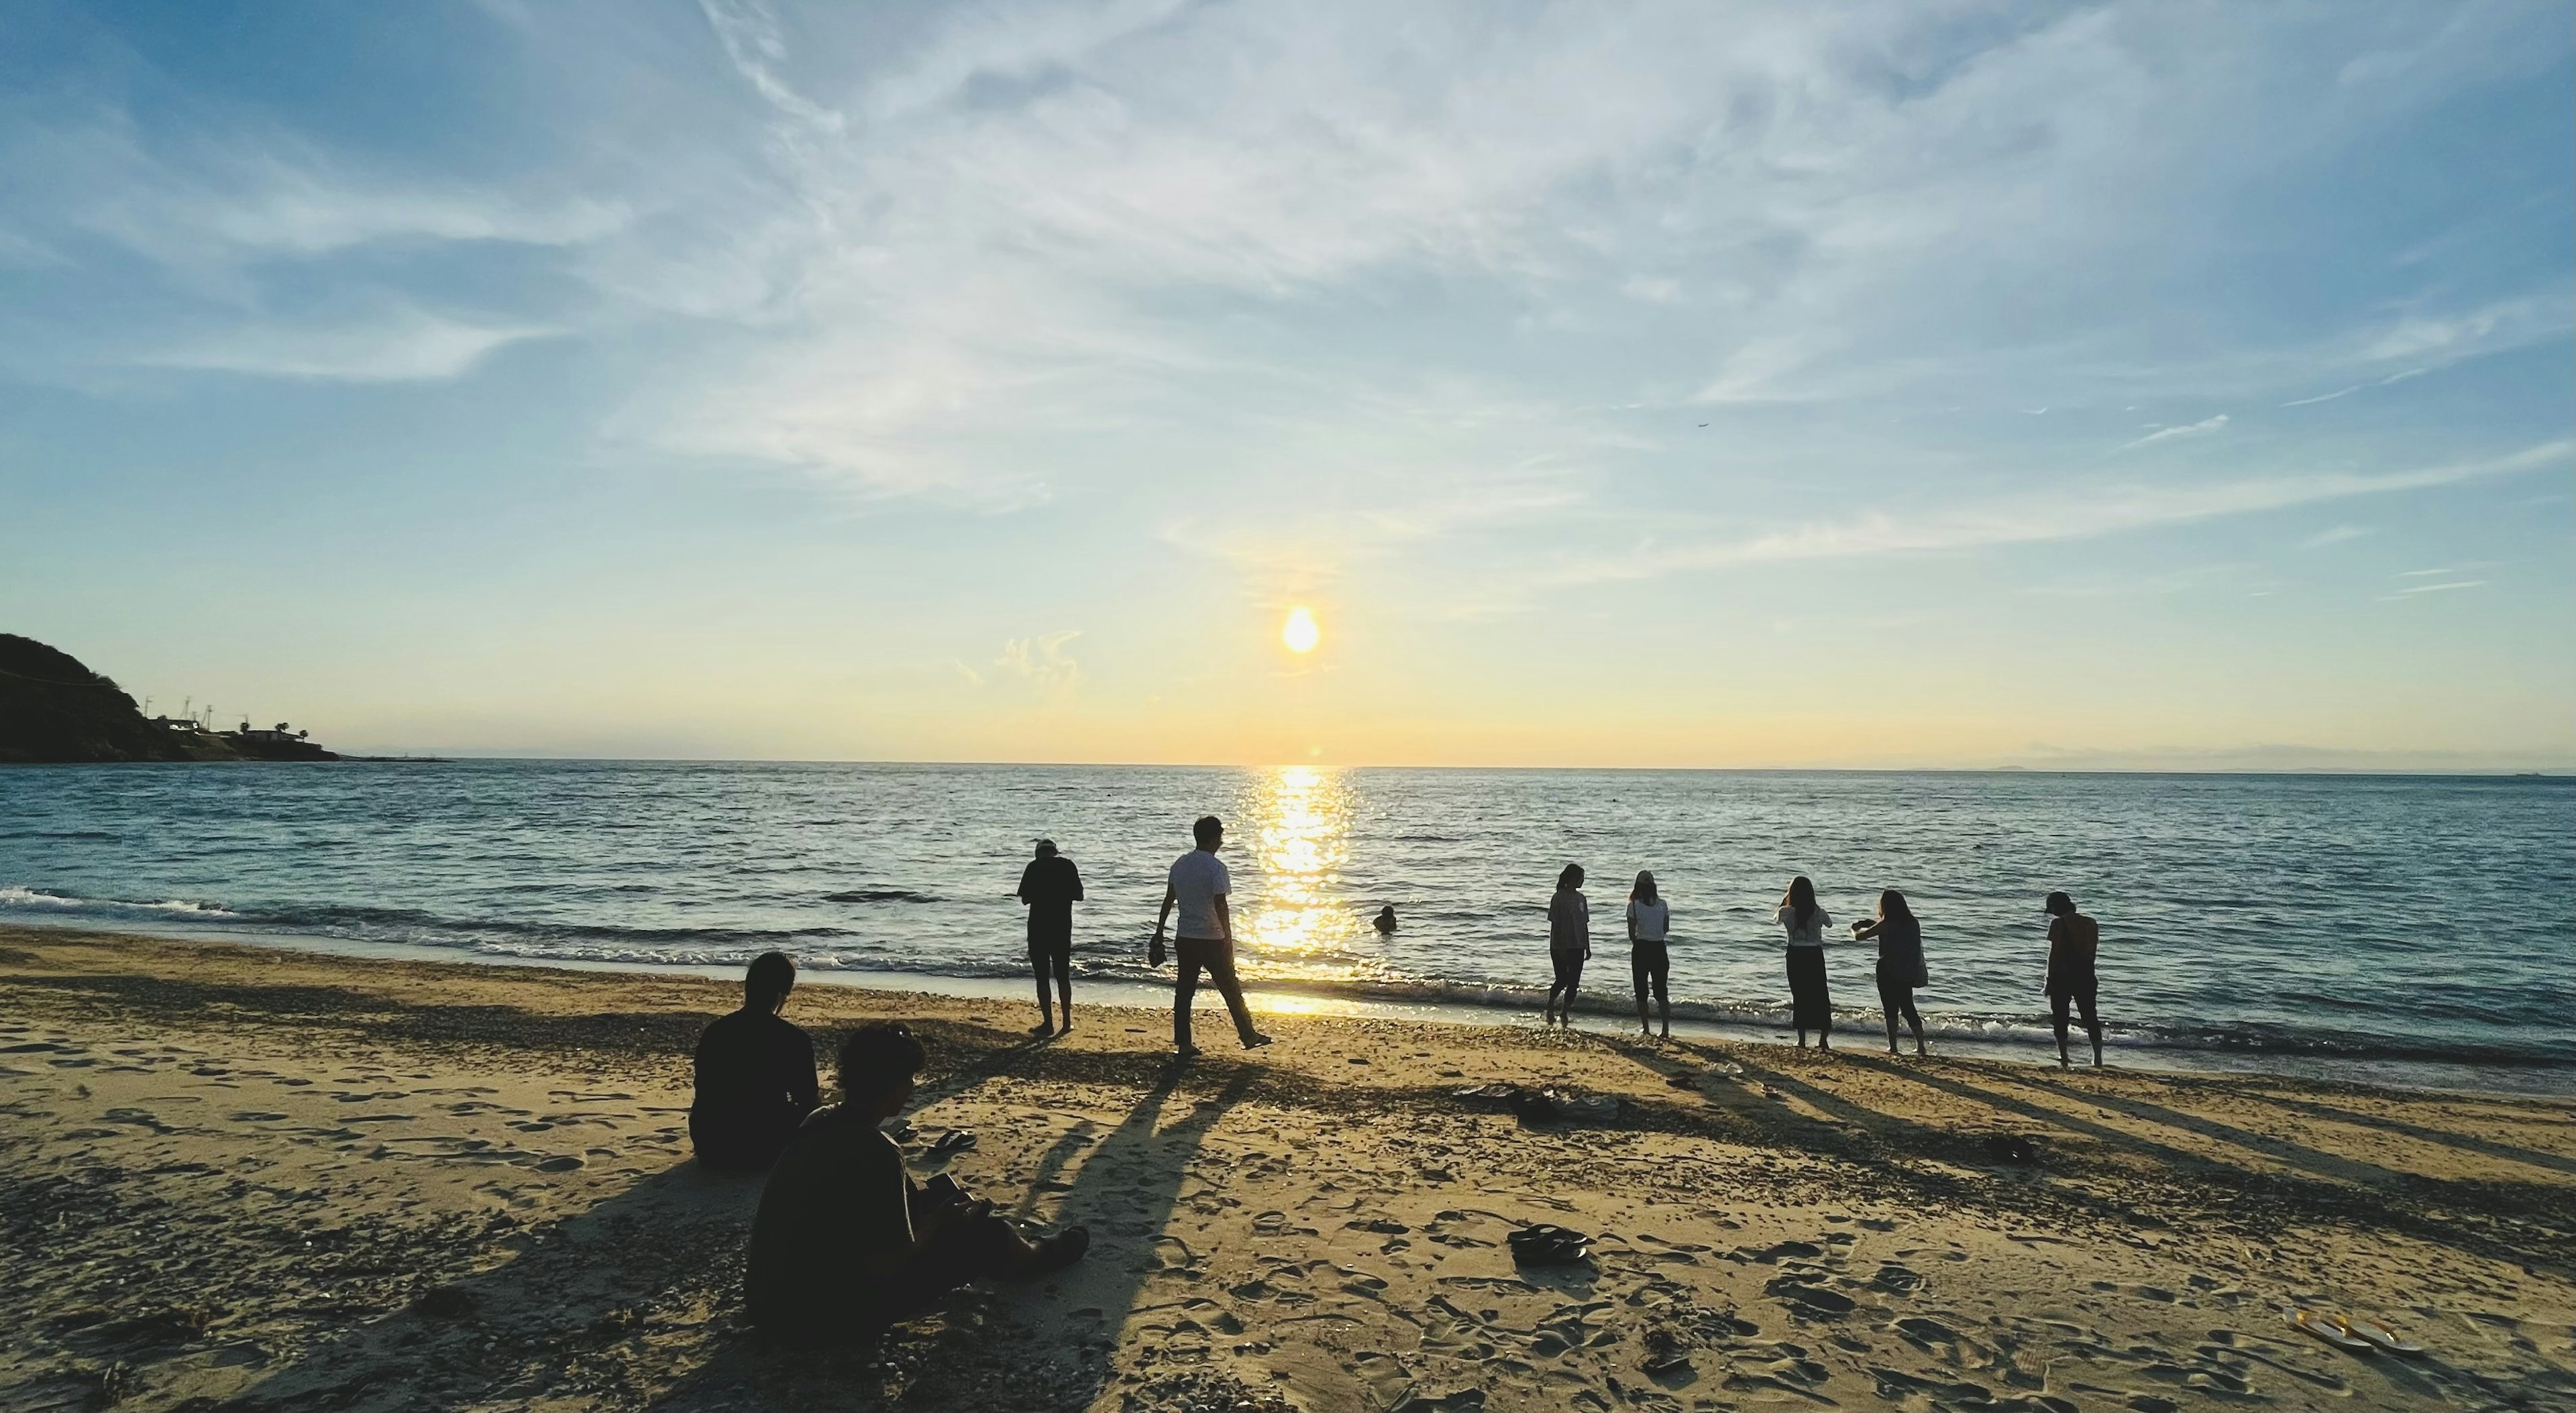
[1776,876,1835,1051]
[2043,891,2104,1068]
[1015,838,1085,1036]
[745,1023,1088,1346]
[1626,870,1672,1039]
[1852,889,1928,1056]
[1373,904,1398,936]
[1152,814,1273,1057]
[1544,864,1590,1027]
[690,951,820,1172]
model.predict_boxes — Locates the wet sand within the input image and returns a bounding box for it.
[1,925,2569,1412]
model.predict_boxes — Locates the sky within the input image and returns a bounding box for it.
[2,0,2571,769]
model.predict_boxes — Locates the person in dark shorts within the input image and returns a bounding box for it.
[1544,864,1590,1027]
[1774,875,1834,1050]
[690,952,819,1172]
[1152,815,1271,1056]
[2043,891,2104,1068]
[745,1023,1087,1347]
[1852,889,1927,1056]
[1016,839,1085,1035]
[1625,870,1672,1039]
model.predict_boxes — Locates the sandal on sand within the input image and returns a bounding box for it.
[1452,1082,1519,1100]
[1507,1223,1593,1265]
[2290,1308,2370,1349]
[2336,1315,2422,1354]
[1031,1227,1089,1276]
[926,1129,977,1155]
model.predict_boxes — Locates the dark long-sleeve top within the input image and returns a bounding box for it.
[688,1007,820,1170]
[1854,915,1927,988]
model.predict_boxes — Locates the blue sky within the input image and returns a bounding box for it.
[3,1,2570,767]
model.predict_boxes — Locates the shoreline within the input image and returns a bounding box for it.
[1,925,2568,1412]
[14,916,2567,1098]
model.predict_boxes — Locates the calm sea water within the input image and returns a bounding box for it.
[3,762,2569,1085]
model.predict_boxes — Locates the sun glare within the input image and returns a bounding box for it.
[1281,606,1321,654]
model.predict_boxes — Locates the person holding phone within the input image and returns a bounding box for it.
[1851,890,1927,1056]
[1625,870,1673,1039]
[1775,875,1834,1050]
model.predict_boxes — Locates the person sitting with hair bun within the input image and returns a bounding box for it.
[745,1022,1089,1345]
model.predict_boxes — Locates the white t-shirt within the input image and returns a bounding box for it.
[1168,850,1231,940]
[1776,904,1832,947]
[1628,897,1670,943]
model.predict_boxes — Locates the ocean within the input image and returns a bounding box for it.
[3,761,2569,1092]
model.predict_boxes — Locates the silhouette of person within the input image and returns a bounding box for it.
[689,951,819,1171]
[1626,870,1672,1039]
[1016,839,1085,1035]
[745,1023,1087,1346]
[1776,876,1835,1051]
[2043,891,2104,1068]
[1852,889,1927,1056]
[1373,905,1398,936]
[1544,864,1589,1027]
[1152,815,1272,1056]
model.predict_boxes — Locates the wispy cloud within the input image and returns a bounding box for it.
[130,309,557,382]
[2281,367,2427,408]
[2118,414,2229,451]
[2300,524,2373,549]
[1548,441,2569,585]
[994,630,1082,703]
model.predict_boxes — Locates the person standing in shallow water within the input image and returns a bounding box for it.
[689,951,819,1171]
[1544,864,1590,1027]
[2043,891,2105,1068]
[1626,870,1673,1039]
[1152,815,1272,1057]
[1014,839,1083,1036]
[1852,889,1928,1056]
[1775,876,1835,1050]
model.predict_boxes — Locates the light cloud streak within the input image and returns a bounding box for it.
[1548,441,2571,585]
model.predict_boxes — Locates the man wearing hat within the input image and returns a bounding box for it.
[1016,839,1085,1035]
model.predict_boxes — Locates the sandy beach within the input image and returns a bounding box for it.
[1,926,2569,1413]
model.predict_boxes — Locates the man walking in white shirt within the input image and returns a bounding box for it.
[1152,815,1273,1057]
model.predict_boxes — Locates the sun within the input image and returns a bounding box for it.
[1281,606,1321,654]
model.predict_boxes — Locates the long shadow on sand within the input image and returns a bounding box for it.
[2229,1084,2576,1178]
[60,1160,779,1412]
[1864,1060,2573,1278]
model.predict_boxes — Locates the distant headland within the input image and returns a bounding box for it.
[0,634,338,764]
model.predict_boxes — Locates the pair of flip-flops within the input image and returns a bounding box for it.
[1507,1223,1593,1264]
[2290,1308,2422,1353]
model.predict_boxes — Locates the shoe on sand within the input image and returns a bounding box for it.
[1032,1227,1089,1275]
[1175,1044,1203,1059]
[1507,1223,1593,1264]
[2290,1308,2370,1349]
[2337,1315,2422,1353]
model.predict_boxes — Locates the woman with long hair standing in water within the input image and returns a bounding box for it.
[1544,864,1590,1027]
[1852,890,1927,1056]
[1775,876,1834,1050]
[1626,870,1672,1039]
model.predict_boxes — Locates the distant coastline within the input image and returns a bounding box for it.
[0,633,337,765]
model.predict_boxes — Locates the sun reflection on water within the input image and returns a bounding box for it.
[1235,765,1370,981]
